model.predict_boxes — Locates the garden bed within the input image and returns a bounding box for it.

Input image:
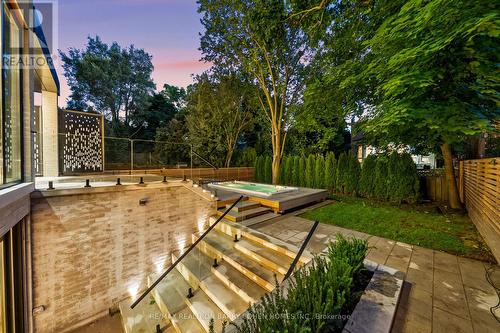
[301,195,495,262]
[225,236,403,333]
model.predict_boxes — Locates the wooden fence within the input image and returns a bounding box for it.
[460,158,500,261]
[104,167,255,182]
[419,169,450,203]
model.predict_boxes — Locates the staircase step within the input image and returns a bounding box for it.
[185,288,227,332]
[119,296,170,333]
[217,206,271,222]
[194,231,280,292]
[234,238,293,275]
[226,200,261,212]
[215,221,312,265]
[174,247,252,319]
[240,212,280,227]
[149,270,205,333]
[173,247,212,289]
[212,261,267,304]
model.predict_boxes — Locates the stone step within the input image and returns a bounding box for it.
[215,221,312,265]
[173,247,212,289]
[185,288,227,333]
[239,212,280,227]
[226,200,261,212]
[217,206,271,222]
[148,270,205,333]
[173,248,249,319]
[193,231,280,292]
[211,261,267,304]
[233,238,293,275]
[119,295,170,333]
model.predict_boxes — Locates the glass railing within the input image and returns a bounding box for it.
[124,195,245,332]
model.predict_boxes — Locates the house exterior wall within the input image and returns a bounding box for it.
[30,183,215,333]
[41,90,58,177]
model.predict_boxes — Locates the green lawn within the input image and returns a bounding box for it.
[301,196,495,262]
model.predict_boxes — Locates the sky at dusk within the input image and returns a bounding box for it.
[47,0,210,107]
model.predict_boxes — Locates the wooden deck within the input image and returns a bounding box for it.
[214,187,328,213]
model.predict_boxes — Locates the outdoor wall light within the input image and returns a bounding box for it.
[139,198,148,206]
[32,305,45,315]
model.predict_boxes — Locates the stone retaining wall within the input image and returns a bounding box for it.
[30,183,215,333]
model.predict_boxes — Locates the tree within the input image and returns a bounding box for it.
[351,0,499,208]
[154,115,190,166]
[132,84,186,140]
[60,36,156,136]
[185,73,255,167]
[198,0,310,184]
[324,152,336,193]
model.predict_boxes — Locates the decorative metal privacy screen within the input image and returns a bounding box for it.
[58,110,104,174]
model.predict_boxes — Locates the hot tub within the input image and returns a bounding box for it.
[208,181,298,197]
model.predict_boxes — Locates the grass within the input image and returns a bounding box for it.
[301,195,495,262]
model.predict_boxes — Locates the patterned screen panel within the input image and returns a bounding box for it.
[58,110,104,174]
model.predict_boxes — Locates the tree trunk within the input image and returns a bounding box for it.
[272,156,281,185]
[440,143,463,209]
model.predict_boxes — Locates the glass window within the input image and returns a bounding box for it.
[2,3,23,185]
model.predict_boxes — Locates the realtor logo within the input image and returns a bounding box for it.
[3,0,58,69]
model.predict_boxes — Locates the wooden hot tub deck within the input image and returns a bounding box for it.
[215,187,328,213]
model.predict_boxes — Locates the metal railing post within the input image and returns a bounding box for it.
[283,221,319,281]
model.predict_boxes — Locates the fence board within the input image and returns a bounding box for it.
[462,157,500,262]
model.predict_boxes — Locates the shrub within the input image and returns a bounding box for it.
[374,155,389,200]
[305,154,316,188]
[345,152,361,195]
[336,152,348,193]
[324,152,336,193]
[234,148,257,167]
[315,155,325,189]
[264,156,272,184]
[284,156,293,186]
[388,153,420,203]
[233,235,368,333]
[292,156,301,187]
[299,156,306,187]
[359,154,377,197]
[254,156,262,182]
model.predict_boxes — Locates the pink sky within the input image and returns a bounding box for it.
[52,0,211,107]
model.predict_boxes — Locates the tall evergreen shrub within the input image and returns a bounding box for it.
[392,153,420,203]
[359,154,377,197]
[254,156,262,182]
[264,156,272,184]
[345,152,361,194]
[324,152,336,193]
[291,156,300,187]
[305,154,315,188]
[374,155,389,200]
[336,152,348,193]
[284,156,293,186]
[314,155,325,189]
[298,156,306,187]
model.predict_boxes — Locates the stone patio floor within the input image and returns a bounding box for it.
[253,211,500,333]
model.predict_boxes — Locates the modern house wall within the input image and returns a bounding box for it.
[30,183,215,333]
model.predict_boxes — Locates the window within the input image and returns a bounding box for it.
[1,3,23,186]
